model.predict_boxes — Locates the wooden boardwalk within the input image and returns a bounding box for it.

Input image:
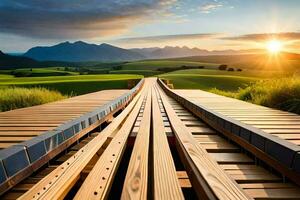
[173,89,300,146]
[0,90,128,149]
[1,78,300,200]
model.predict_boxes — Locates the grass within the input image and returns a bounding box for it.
[0,87,67,112]
[109,70,160,77]
[12,68,79,77]
[210,77,300,114]
[0,74,14,79]
[159,69,260,91]
[0,74,143,95]
[163,69,283,77]
[122,60,219,70]
[170,53,300,72]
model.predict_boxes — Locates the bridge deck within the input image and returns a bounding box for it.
[173,89,300,146]
[0,90,128,149]
[1,78,300,200]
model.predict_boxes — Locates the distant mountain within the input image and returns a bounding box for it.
[24,41,145,62]
[130,46,262,59]
[0,51,38,68]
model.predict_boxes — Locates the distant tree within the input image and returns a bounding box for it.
[112,65,122,70]
[237,68,242,72]
[218,64,227,70]
[227,68,234,72]
[30,68,33,71]
[197,66,205,69]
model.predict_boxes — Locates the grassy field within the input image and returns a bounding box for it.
[121,60,219,71]
[109,69,160,77]
[159,69,261,91]
[170,53,300,72]
[12,68,79,77]
[0,74,142,95]
[211,77,300,114]
[0,87,66,112]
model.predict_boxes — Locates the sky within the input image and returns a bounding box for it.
[1,0,300,53]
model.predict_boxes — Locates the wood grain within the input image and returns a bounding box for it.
[157,84,251,200]
[121,87,152,199]
[151,87,184,200]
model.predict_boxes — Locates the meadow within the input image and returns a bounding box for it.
[159,69,262,91]
[0,74,142,95]
[0,87,66,112]
[121,60,219,71]
[0,72,142,112]
[211,77,300,114]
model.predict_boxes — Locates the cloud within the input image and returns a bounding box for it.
[0,0,177,39]
[199,2,223,13]
[222,32,300,42]
[115,33,220,43]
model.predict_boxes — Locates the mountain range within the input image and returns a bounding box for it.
[24,41,145,62]
[22,41,263,62]
[131,46,262,59]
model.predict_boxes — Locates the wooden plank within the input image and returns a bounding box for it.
[188,126,216,134]
[121,88,152,199]
[151,87,184,199]
[19,86,144,200]
[0,143,18,149]
[240,183,296,189]
[74,81,150,200]
[0,127,53,131]
[273,134,300,140]
[244,188,300,199]
[0,89,128,151]
[209,153,254,164]
[166,84,300,186]
[198,143,239,153]
[157,84,251,200]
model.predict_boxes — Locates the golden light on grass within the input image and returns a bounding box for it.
[266,40,283,53]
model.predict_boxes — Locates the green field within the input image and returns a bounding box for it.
[159,69,261,91]
[121,60,219,70]
[0,74,142,95]
[109,69,160,77]
[169,53,300,72]
[12,68,79,77]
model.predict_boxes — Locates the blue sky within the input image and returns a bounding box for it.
[1,0,300,52]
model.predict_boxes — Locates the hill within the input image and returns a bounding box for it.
[0,50,38,68]
[23,41,145,62]
[169,52,300,72]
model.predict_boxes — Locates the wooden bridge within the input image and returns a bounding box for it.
[0,78,300,199]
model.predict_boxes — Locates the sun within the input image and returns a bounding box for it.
[266,40,282,53]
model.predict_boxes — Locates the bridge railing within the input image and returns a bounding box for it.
[0,79,144,195]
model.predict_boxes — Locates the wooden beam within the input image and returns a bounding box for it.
[152,87,184,199]
[156,84,252,200]
[18,86,144,200]
[74,80,151,200]
[121,89,152,199]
